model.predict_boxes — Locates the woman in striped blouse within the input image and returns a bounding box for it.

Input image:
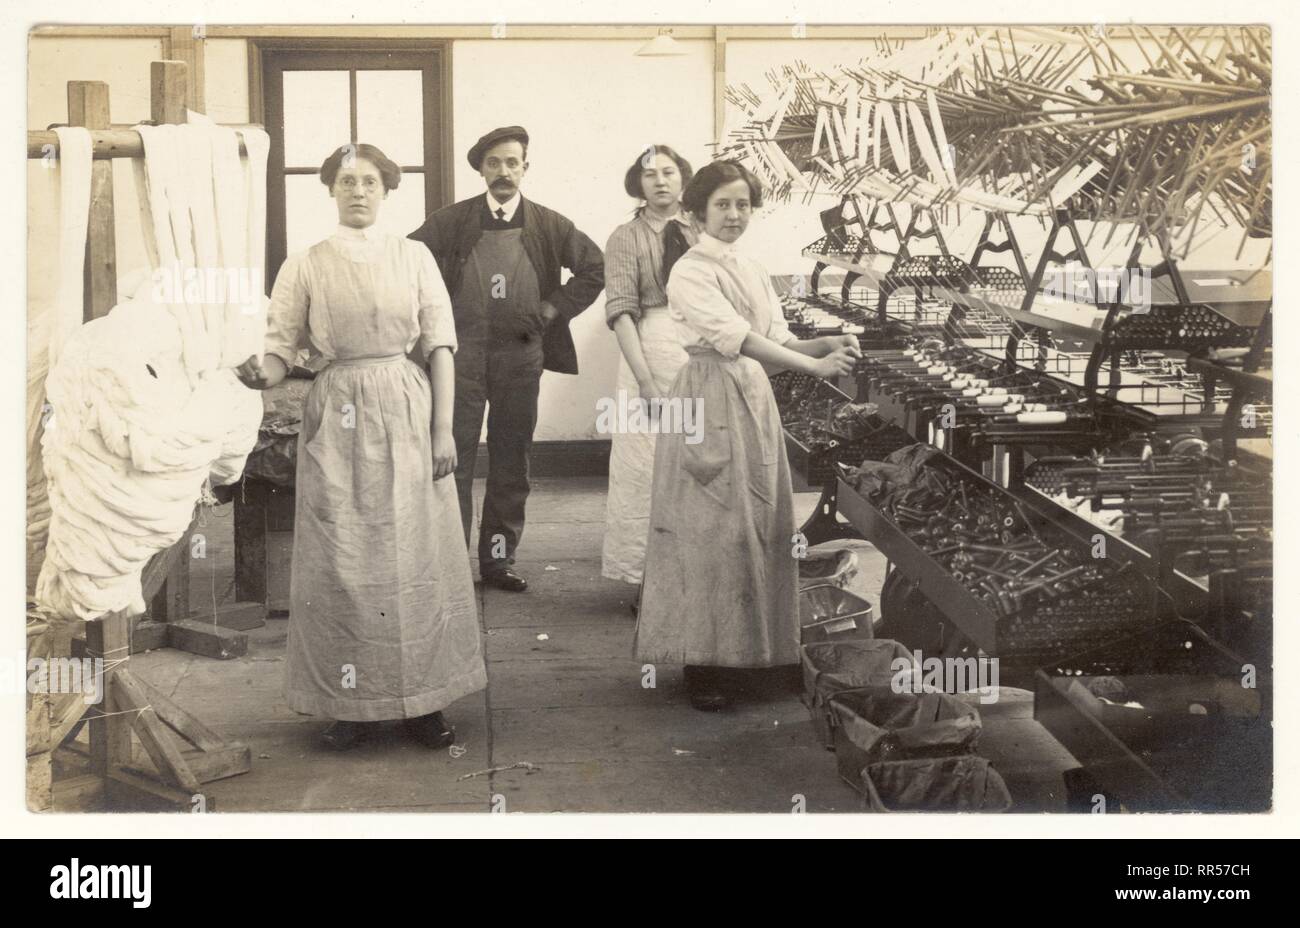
[600,145,697,604]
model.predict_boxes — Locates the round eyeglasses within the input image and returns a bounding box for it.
[337,176,381,192]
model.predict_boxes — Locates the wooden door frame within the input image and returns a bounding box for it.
[252,38,453,288]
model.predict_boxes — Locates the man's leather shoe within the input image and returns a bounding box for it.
[404,712,456,750]
[482,567,528,592]
[320,720,369,751]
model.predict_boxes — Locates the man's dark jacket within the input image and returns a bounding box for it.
[408,196,605,374]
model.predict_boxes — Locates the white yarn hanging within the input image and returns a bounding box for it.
[27,127,94,593]
[35,121,271,621]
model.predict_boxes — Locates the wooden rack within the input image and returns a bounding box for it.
[27,60,259,810]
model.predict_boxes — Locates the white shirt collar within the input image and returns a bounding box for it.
[335,223,383,241]
[486,191,522,222]
[696,231,740,258]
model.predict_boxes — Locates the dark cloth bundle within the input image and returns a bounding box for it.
[846,443,946,502]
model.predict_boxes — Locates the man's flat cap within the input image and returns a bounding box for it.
[468,126,530,170]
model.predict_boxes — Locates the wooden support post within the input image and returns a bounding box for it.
[151,520,194,621]
[151,60,190,126]
[233,482,268,606]
[133,520,191,652]
[234,480,293,617]
[67,81,117,321]
[165,27,206,114]
[85,612,132,781]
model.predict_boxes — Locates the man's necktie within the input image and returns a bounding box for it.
[661,220,690,283]
[495,208,506,222]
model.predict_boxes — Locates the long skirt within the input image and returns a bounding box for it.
[634,349,800,667]
[601,307,688,584]
[284,354,487,721]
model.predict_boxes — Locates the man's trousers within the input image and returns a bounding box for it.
[450,332,545,574]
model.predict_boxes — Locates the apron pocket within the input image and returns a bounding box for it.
[681,425,731,486]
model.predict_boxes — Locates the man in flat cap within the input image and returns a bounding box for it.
[409,126,604,592]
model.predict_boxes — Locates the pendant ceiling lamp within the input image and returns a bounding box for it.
[636,29,688,57]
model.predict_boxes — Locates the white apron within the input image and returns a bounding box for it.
[280,236,486,721]
[634,252,801,667]
[601,307,688,584]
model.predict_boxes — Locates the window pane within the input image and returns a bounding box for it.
[373,172,426,238]
[285,174,343,256]
[285,172,427,257]
[283,70,350,168]
[355,70,424,166]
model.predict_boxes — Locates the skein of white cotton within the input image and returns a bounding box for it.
[35,276,265,620]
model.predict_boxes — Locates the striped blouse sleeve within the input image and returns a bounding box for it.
[603,223,642,329]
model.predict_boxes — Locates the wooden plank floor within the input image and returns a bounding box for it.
[120,477,1077,813]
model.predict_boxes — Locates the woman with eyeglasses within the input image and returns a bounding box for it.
[634,160,860,711]
[601,144,696,606]
[236,143,486,751]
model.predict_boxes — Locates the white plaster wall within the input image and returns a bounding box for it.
[451,38,716,440]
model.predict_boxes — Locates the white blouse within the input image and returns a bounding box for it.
[664,232,797,359]
[264,225,457,369]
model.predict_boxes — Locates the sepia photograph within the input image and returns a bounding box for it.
[16,5,1279,836]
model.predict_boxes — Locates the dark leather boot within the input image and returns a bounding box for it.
[319,720,369,751]
[404,711,456,749]
[684,665,731,711]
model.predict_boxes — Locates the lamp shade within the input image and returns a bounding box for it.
[635,33,688,56]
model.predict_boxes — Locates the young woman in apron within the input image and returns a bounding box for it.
[634,160,860,711]
[236,144,486,750]
[601,145,696,603]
